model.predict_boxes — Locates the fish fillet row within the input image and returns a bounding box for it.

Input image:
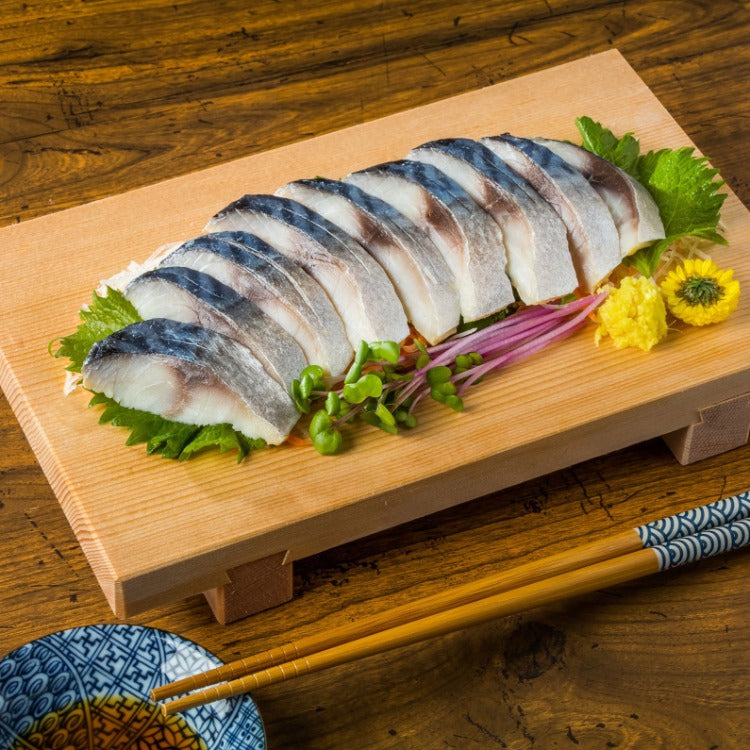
[81,132,664,445]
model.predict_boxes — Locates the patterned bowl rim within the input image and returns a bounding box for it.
[0,622,266,749]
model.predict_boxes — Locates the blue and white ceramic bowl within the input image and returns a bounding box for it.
[0,624,265,749]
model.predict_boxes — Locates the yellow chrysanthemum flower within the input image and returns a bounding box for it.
[595,276,668,351]
[660,258,740,326]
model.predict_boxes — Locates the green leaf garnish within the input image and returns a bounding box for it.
[293,364,326,412]
[425,365,452,387]
[325,391,342,416]
[576,115,640,176]
[52,287,141,373]
[300,364,326,386]
[91,394,264,462]
[394,408,417,428]
[371,402,398,434]
[576,116,727,277]
[627,147,727,275]
[342,372,383,404]
[368,340,400,364]
[309,410,343,455]
[181,425,265,462]
[344,341,370,384]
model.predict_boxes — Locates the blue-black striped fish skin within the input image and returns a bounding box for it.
[531,137,665,257]
[277,177,460,344]
[81,318,299,445]
[124,265,307,390]
[344,159,515,324]
[206,195,410,348]
[481,134,620,293]
[408,138,578,305]
[158,231,352,378]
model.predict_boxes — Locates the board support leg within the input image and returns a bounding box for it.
[662,393,750,465]
[203,552,293,625]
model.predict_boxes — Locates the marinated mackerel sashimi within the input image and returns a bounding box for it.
[481,134,621,293]
[531,137,665,257]
[71,123,675,456]
[344,160,515,323]
[277,177,461,344]
[407,138,578,305]
[206,195,410,348]
[158,231,351,378]
[81,318,299,445]
[124,266,307,390]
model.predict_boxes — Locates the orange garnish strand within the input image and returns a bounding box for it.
[285,432,311,447]
[400,327,429,355]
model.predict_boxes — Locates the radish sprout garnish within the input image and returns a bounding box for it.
[292,292,608,455]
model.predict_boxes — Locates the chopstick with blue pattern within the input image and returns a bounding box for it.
[153,491,750,708]
[636,491,750,570]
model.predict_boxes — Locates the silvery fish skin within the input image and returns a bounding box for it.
[124,266,307,390]
[481,134,621,293]
[408,138,578,305]
[81,318,300,445]
[206,195,410,348]
[158,231,352,378]
[531,137,665,257]
[344,159,515,323]
[277,177,460,344]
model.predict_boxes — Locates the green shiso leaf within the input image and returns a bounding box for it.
[576,116,727,277]
[629,146,728,275]
[576,115,640,176]
[52,287,141,373]
[181,424,266,463]
[91,393,265,462]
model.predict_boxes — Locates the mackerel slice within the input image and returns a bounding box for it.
[81,318,299,445]
[124,266,306,390]
[481,134,621,292]
[206,195,410,348]
[158,231,351,379]
[345,160,515,324]
[531,137,665,257]
[277,177,460,344]
[408,138,578,305]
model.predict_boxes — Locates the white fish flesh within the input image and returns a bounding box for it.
[277,177,461,343]
[344,160,515,324]
[206,195,410,348]
[158,231,352,378]
[531,137,665,257]
[81,318,299,445]
[124,265,307,390]
[408,138,578,305]
[481,135,621,293]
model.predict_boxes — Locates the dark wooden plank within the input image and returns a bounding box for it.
[1,1,747,224]
[1,1,749,747]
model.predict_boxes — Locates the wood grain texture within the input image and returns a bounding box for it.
[2,49,750,622]
[1,1,749,747]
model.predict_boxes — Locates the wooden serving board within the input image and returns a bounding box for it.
[1,50,749,622]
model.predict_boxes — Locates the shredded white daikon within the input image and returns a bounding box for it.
[63,371,82,395]
[95,242,180,296]
[651,221,725,282]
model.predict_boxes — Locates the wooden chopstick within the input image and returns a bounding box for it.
[151,530,637,702]
[162,514,750,715]
[154,492,750,714]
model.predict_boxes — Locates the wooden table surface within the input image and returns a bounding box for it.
[1,1,749,747]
